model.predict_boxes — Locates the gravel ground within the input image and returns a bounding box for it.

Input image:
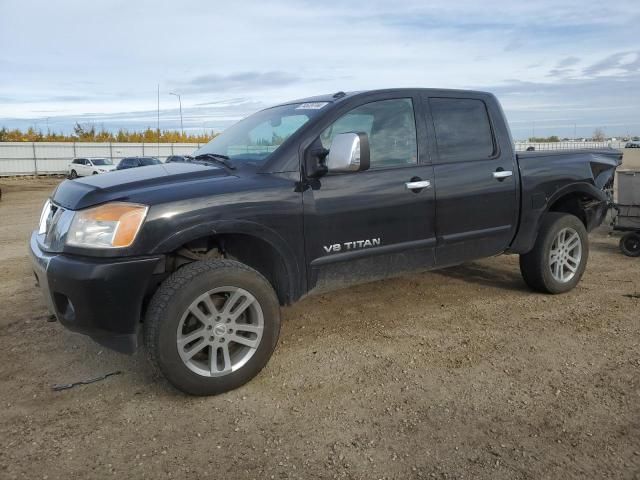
[0,177,638,480]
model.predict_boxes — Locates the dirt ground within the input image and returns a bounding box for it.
[0,176,638,480]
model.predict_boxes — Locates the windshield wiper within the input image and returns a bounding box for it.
[194,153,235,170]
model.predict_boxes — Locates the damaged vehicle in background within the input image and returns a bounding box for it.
[30,88,621,395]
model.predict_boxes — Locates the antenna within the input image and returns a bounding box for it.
[157,84,160,156]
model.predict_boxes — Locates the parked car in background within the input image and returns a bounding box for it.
[625,141,640,148]
[68,158,116,178]
[116,156,162,170]
[165,155,193,163]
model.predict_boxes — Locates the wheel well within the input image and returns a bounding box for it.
[168,234,292,305]
[547,192,594,227]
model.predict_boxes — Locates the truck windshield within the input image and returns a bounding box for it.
[194,103,327,165]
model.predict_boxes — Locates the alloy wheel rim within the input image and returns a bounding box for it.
[549,227,582,283]
[176,286,264,377]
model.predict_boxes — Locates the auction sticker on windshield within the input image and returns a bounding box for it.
[296,102,328,110]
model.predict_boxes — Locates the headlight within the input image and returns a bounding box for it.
[66,202,148,248]
[38,199,52,235]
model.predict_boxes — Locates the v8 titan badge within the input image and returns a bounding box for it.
[323,238,381,254]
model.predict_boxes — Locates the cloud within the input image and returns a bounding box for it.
[193,97,252,107]
[504,38,525,52]
[0,100,269,134]
[556,56,580,68]
[583,51,640,76]
[0,0,638,137]
[546,68,573,79]
[487,70,640,138]
[179,71,301,94]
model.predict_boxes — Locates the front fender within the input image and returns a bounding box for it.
[149,219,302,301]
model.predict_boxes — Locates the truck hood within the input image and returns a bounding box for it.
[52,162,233,210]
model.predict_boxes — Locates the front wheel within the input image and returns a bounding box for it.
[69,170,77,179]
[144,259,281,395]
[619,232,640,257]
[520,213,589,294]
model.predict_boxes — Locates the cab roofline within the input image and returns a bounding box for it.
[280,87,493,107]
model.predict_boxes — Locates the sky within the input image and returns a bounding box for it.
[0,0,639,140]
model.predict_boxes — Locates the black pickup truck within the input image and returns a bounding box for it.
[30,89,621,395]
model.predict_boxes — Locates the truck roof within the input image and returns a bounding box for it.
[286,88,493,106]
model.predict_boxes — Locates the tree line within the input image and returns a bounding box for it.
[0,123,217,143]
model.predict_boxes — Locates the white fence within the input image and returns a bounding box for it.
[0,142,203,176]
[0,140,631,176]
[514,141,626,151]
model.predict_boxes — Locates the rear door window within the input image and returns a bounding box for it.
[429,98,495,162]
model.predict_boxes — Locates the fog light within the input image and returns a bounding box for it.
[53,293,76,323]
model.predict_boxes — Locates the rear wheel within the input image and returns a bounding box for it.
[69,170,77,179]
[520,213,589,294]
[619,232,640,257]
[144,259,280,395]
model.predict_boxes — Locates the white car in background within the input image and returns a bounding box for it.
[68,157,116,178]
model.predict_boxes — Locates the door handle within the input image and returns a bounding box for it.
[405,180,431,190]
[493,170,513,179]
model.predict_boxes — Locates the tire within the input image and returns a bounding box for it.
[92,171,98,175]
[519,213,589,294]
[69,170,77,179]
[144,259,280,395]
[619,232,640,257]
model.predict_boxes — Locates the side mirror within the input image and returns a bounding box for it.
[326,132,370,173]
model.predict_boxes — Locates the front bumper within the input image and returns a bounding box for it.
[29,232,163,353]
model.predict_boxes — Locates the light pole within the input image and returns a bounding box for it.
[169,92,184,137]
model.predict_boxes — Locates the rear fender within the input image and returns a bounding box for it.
[509,182,608,254]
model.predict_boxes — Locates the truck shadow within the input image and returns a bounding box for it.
[589,235,622,255]
[432,262,529,292]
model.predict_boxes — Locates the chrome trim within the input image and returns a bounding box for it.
[326,132,362,172]
[405,180,431,189]
[493,170,513,179]
[38,200,52,235]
